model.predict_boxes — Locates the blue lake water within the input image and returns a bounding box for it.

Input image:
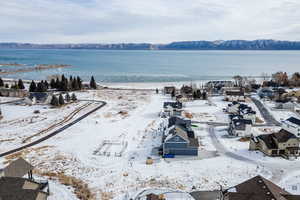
[1,49,300,82]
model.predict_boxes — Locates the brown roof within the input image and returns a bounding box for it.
[0,177,48,200]
[273,129,297,143]
[146,193,160,200]
[1,158,34,178]
[225,175,293,200]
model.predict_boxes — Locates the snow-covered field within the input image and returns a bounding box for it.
[1,89,300,199]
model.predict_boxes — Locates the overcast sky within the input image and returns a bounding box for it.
[0,0,300,43]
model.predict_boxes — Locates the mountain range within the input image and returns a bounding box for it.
[1,40,300,50]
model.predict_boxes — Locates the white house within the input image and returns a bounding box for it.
[281,117,300,137]
[224,90,245,102]
[228,118,252,137]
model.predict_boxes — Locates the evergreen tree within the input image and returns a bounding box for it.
[65,93,71,102]
[71,93,77,101]
[61,78,68,91]
[44,80,49,89]
[36,82,47,92]
[77,76,82,90]
[29,80,37,92]
[59,93,65,105]
[17,79,25,89]
[72,78,79,90]
[5,84,9,88]
[50,79,56,89]
[55,77,60,89]
[0,78,4,87]
[90,76,97,89]
[50,95,59,106]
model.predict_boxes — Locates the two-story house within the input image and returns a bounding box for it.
[228,118,252,137]
[249,129,300,158]
[163,125,199,157]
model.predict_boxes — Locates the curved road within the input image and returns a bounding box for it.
[208,126,300,183]
[0,100,107,157]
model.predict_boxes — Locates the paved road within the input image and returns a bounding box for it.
[208,126,256,164]
[250,97,281,126]
[0,100,107,157]
[208,126,300,182]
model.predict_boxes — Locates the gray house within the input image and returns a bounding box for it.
[163,125,199,156]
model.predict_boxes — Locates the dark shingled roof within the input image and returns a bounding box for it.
[273,129,297,143]
[0,177,47,200]
[286,117,300,126]
[1,158,34,178]
[224,175,293,200]
[257,134,277,149]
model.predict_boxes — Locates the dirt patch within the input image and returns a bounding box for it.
[35,170,96,200]
[255,117,264,124]
[4,146,53,164]
[238,137,250,142]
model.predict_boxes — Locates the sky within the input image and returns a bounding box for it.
[0,0,300,43]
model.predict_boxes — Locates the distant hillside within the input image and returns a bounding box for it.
[1,40,300,50]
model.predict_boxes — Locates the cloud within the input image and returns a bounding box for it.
[0,0,299,43]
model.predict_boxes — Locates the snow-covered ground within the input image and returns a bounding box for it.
[1,89,300,199]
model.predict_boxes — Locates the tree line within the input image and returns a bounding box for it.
[1,75,98,92]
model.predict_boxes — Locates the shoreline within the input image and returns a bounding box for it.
[0,64,71,75]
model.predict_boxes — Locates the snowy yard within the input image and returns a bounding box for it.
[1,89,300,199]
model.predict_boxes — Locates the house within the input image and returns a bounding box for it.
[258,88,274,99]
[27,92,52,104]
[225,101,240,114]
[163,102,183,110]
[222,175,300,200]
[0,88,28,98]
[162,102,183,117]
[275,101,295,110]
[281,117,300,137]
[205,81,234,89]
[0,157,34,178]
[224,90,245,102]
[0,177,49,200]
[249,129,300,158]
[180,85,193,95]
[163,125,199,156]
[191,175,300,200]
[240,107,256,124]
[163,86,176,95]
[0,158,49,200]
[228,118,252,137]
[168,116,192,128]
